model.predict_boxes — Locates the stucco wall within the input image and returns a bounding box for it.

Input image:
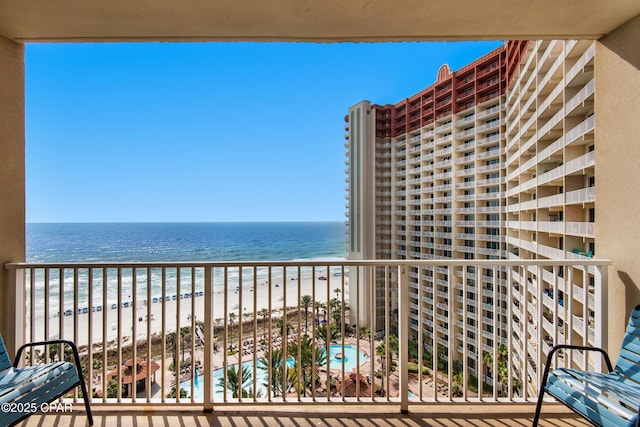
[595,14,640,355]
[0,36,25,354]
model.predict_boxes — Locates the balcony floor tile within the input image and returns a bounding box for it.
[19,403,589,427]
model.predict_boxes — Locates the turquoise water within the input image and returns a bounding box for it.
[181,344,369,400]
[27,222,346,263]
[328,344,366,372]
[26,222,347,309]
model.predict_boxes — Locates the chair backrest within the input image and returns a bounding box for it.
[0,334,13,372]
[614,304,640,379]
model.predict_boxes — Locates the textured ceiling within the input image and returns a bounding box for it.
[1,0,639,42]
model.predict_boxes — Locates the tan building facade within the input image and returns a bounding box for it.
[345,38,620,393]
[346,47,510,382]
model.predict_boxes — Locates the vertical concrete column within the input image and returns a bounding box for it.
[0,37,25,355]
[595,14,640,358]
[0,36,25,356]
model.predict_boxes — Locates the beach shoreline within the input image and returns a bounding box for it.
[29,269,350,348]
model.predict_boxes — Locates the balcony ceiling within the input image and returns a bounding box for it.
[0,0,639,42]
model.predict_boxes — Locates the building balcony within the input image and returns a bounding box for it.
[3,258,609,425]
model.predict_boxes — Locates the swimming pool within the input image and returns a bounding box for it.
[180,344,369,400]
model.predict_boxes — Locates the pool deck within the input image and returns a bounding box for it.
[178,336,387,399]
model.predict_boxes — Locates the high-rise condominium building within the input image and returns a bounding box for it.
[505,40,596,398]
[345,40,596,396]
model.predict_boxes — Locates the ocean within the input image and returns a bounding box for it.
[27,222,347,263]
[26,222,347,309]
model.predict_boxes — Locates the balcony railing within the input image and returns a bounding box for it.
[5,259,609,413]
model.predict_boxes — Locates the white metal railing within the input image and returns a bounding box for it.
[5,258,609,411]
[565,187,595,205]
[565,151,595,175]
[566,221,596,238]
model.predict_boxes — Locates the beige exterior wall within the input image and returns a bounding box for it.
[595,14,640,357]
[346,101,377,328]
[0,36,25,355]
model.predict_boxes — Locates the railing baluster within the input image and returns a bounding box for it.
[190,267,196,403]
[43,267,50,361]
[311,265,318,402]
[567,266,574,370]
[175,268,181,403]
[369,264,375,402]
[462,265,468,401]
[132,267,137,404]
[117,267,123,403]
[30,268,36,364]
[417,264,423,402]
[267,265,273,402]
[204,266,213,410]
[161,267,167,404]
[102,267,108,403]
[492,265,498,401]
[252,266,258,403]
[222,266,228,403]
[447,264,454,400]
[354,264,359,402]
[88,268,94,403]
[506,265,513,401]
[146,267,152,404]
[340,264,345,404]
[399,263,409,413]
[237,266,243,403]
[308,266,312,402]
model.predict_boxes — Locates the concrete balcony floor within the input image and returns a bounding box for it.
[20,403,588,426]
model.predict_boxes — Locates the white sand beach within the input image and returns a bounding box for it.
[29,269,350,348]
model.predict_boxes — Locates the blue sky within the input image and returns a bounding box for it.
[25,41,503,223]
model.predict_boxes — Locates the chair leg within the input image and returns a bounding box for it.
[67,341,93,426]
[532,387,546,426]
[78,377,94,426]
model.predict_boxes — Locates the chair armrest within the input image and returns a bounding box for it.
[13,339,83,371]
[546,344,614,373]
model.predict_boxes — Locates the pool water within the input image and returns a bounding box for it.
[181,344,369,400]
[327,344,367,372]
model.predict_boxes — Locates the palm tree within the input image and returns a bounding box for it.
[218,365,254,398]
[483,344,510,396]
[257,348,293,397]
[316,322,339,346]
[301,294,312,333]
[276,318,292,340]
[360,327,371,341]
[452,370,464,397]
[334,287,341,300]
[437,344,448,372]
[166,385,187,399]
[316,301,327,322]
[376,334,398,390]
[376,342,387,395]
[228,312,237,351]
[259,308,270,339]
[289,334,326,397]
[166,331,177,367]
[179,326,192,363]
[107,377,127,399]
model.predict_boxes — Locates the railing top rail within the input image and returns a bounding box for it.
[5,258,612,269]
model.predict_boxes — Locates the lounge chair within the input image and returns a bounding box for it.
[533,304,640,427]
[0,334,93,426]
